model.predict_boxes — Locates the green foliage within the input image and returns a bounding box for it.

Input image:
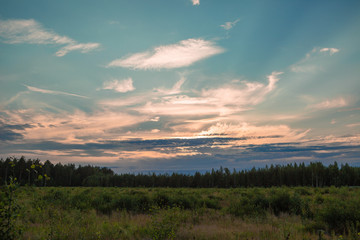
[70,189,92,211]
[148,206,183,240]
[228,192,268,218]
[3,186,360,239]
[92,192,114,215]
[318,198,360,233]
[0,177,22,240]
[269,190,292,215]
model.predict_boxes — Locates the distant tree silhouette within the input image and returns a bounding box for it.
[1,157,360,187]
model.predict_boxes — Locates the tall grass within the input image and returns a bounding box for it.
[3,186,360,239]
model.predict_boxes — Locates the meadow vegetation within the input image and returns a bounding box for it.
[1,157,360,239]
[1,185,360,239]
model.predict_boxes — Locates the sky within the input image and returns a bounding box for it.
[0,0,360,173]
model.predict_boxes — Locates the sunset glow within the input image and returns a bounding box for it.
[1,0,360,173]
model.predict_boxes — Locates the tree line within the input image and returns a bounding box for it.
[1,156,360,187]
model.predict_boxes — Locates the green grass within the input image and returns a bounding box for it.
[2,186,360,239]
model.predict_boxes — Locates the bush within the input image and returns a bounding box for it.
[172,195,194,210]
[137,194,152,212]
[203,198,221,210]
[154,192,171,208]
[269,190,292,216]
[92,192,114,215]
[147,206,183,240]
[42,189,67,205]
[113,193,153,213]
[70,190,92,211]
[294,187,312,196]
[114,194,136,211]
[319,198,360,233]
[228,193,268,218]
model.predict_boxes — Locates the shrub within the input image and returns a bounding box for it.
[172,195,194,210]
[113,193,153,213]
[70,190,92,211]
[319,198,360,233]
[147,206,182,240]
[42,189,67,206]
[154,192,171,208]
[269,190,292,216]
[114,194,136,211]
[228,193,268,218]
[203,198,221,210]
[294,187,312,196]
[92,192,114,215]
[137,194,152,212]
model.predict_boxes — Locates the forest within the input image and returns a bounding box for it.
[1,157,360,188]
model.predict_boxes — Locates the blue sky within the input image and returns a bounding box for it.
[1,0,360,173]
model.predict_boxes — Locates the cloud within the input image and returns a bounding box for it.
[346,123,360,128]
[101,78,135,93]
[290,47,340,72]
[309,97,348,110]
[0,127,24,141]
[132,71,282,118]
[154,75,186,95]
[25,85,88,98]
[201,71,282,107]
[1,109,147,144]
[319,48,340,55]
[197,122,309,143]
[99,96,146,107]
[0,19,100,56]
[107,38,224,70]
[3,131,359,173]
[220,19,240,30]
[116,72,284,134]
[192,0,200,6]
[0,121,34,141]
[55,43,101,57]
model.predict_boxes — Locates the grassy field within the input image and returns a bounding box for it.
[2,186,360,239]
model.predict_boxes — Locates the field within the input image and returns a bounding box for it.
[2,186,360,240]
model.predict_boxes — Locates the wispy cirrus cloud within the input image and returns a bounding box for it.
[308,97,348,110]
[220,19,240,30]
[154,75,186,95]
[290,47,340,72]
[0,19,100,56]
[101,78,135,93]
[25,85,88,98]
[107,38,224,70]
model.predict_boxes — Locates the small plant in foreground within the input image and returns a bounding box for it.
[0,176,21,240]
